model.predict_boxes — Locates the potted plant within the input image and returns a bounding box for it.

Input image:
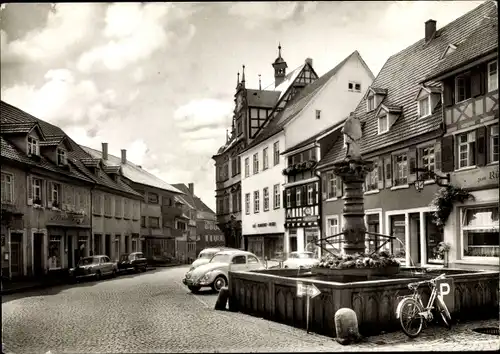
[437,241,451,267]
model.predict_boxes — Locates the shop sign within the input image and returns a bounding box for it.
[269,222,276,227]
[452,164,499,190]
[303,216,318,222]
[257,223,268,227]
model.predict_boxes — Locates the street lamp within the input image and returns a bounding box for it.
[412,167,451,192]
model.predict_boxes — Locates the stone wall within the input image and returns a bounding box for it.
[228,268,499,337]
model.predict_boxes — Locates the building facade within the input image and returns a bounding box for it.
[193,195,225,254]
[317,1,498,270]
[213,45,319,250]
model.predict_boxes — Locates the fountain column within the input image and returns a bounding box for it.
[332,159,374,255]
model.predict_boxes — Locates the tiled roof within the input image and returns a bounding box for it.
[0,122,36,134]
[103,165,121,174]
[242,51,359,153]
[318,1,496,169]
[171,184,196,209]
[371,87,388,95]
[193,196,215,215]
[425,14,498,81]
[246,89,280,108]
[82,146,183,194]
[39,136,64,146]
[1,136,94,183]
[270,64,306,100]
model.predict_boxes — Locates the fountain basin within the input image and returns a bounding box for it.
[227,267,499,337]
[311,265,400,278]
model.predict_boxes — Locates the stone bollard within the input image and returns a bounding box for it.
[334,308,363,345]
[214,286,229,311]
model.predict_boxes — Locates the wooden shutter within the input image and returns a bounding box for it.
[282,190,287,208]
[303,185,308,205]
[312,182,317,204]
[377,157,384,190]
[27,175,33,205]
[47,181,53,207]
[385,156,392,188]
[291,187,296,208]
[471,67,482,98]
[408,148,417,184]
[434,141,442,173]
[41,180,47,206]
[441,135,455,172]
[321,173,327,200]
[336,176,343,197]
[476,125,487,167]
[443,78,454,107]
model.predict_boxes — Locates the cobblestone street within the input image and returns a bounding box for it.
[2,266,499,353]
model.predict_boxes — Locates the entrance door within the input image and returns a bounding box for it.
[289,237,297,253]
[125,236,130,253]
[67,233,74,268]
[33,233,44,276]
[93,234,102,255]
[105,234,111,258]
[10,233,23,277]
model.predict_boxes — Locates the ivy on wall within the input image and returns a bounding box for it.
[430,185,474,229]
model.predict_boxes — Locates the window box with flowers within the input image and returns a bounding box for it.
[282,160,317,176]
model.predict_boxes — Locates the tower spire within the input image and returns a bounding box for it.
[258,74,261,90]
[236,72,240,88]
[241,65,246,83]
[278,42,282,58]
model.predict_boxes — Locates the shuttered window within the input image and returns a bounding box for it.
[457,131,476,169]
[421,146,435,174]
[488,60,498,92]
[393,154,408,186]
[491,125,499,163]
[365,161,378,191]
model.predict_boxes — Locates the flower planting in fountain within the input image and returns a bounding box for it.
[316,250,400,270]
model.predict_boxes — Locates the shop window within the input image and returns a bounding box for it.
[48,236,62,270]
[462,206,499,258]
[390,215,406,263]
[425,215,444,264]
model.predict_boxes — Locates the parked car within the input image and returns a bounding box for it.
[282,251,320,269]
[182,250,264,293]
[189,247,235,271]
[69,255,118,281]
[117,252,148,273]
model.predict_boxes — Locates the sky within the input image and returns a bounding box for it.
[0,1,486,211]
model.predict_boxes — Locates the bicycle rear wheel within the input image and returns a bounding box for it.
[398,298,424,338]
[436,295,452,329]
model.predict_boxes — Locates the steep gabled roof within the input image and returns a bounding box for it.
[82,146,183,194]
[246,89,281,108]
[318,1,496,169]
[171,183,196,209]
[193,196,215,215]
[241,51,360,153]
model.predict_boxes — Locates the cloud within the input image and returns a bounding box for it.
[1,3,98,63]
[174,98,233,132]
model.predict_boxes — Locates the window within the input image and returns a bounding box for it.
[253,153,259,174]
[455,72,471,103]
[141,216,146,227]
[421,146,435,173]
[232,255,246,264]
[48,236,62,270]
[104,195,112,215]
[307,185,313,205]
[394,153,408,186]
[328,173,336,199]
[223,163,229,180]
[33,177,42,203]
[148,216,160,229]
[51,183,61,205]
[286,190,291,208]
[348,82,361,92]
[367,96,375,111]
[148,192,159,204]
[244,193,250,214]
[273,184,280,209]
[355,83,361,92]
[296,188,302,207]
[244,157,250,177]
[315,110,321,120]
[57,148,67,165]
[488,60,498,92]
[462,206,499,257]
[1,173,13,203]
[115,197,123,217]
[348,82,353,91]
[263,147,269,170]
[490,125,499,163]
[248,256,259,264]
[365,161,378,191]
[27,136,39,156]
[326,216,341,251]
[418,97,430,117]
[254,191,260,213]
[177,220,187,230]
[256,187,267,213]
[457,131,476,169]
[273,141,280,166]
[378,115,388,134]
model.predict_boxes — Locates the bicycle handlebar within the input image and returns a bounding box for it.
[408,273,446,290]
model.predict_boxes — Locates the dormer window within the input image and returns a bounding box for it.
[27,136,39,156]
[418,96,430,117]
[367,96,375,111]
[378,115,388,134]
[57,148,67,165]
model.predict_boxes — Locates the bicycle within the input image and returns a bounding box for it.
[396,273,452,338]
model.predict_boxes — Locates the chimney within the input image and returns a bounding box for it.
[121,149,127,164]
[425,19,436,42]
[102,142,108,160]
[305,58,313,67]
[188,183,194,195]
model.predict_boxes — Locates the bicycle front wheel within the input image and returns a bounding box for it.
[436,295,452,329]
[398,298,424,338]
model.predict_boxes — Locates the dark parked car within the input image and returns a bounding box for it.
[69,255,117,282]
[117,252,148,273]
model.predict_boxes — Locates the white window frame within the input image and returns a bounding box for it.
[378,115,388,134]
[273,141,280,166]
[1,172,13,203]
[367,95,375,111]
[263,147,269,170]
[33,177,42,203]
[455,72,471,103]
[57,148,67,165]
[286,190,291,208]
[307,185,313,205]
[253,153,259,174]
[365,161,378,191]
[418,96,431,118]
[253,191,260,213]
[296,188,302,207]
[315,110,321,120]
[457,130,476,169]
[460,204,499,259]
[244,157,249,177]
[273,184,280,209]
[27,136,39,156]
[263,187,269,211]
[326,215,340,236]
[488,60,498,92]
[490,124,499,163]
[394,153,408,186]
[328,173,336,199]
[52,183,61,205]
[421,145,435,175]
[348,81,361,93]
